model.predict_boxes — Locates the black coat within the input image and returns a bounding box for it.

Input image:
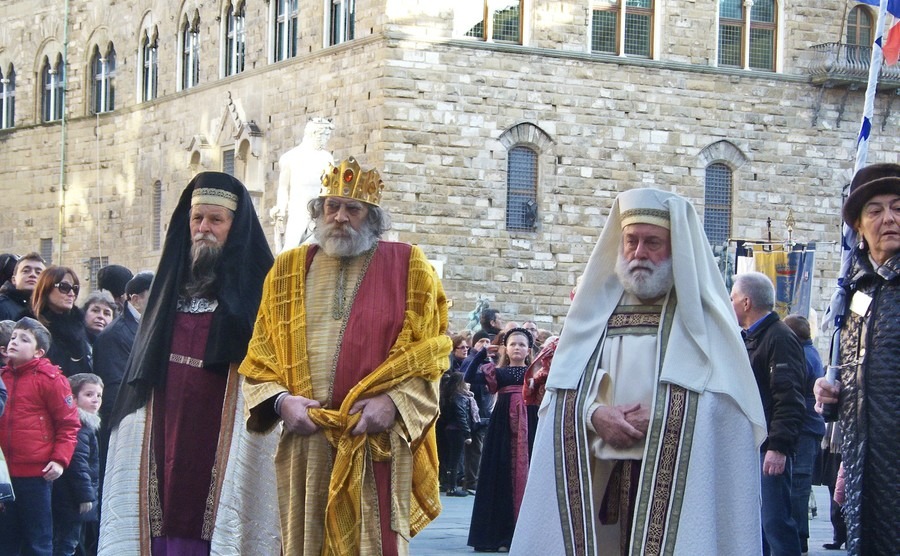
[0,284,31,321]
[838,250,900,555]
[742,311,806,455]
[52,409,100,522]
[91,306,139,424]
[43,307,93,377]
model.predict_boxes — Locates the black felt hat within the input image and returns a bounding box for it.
[843,163,900,226]
[97,264,134,298]
[125,271,154,296]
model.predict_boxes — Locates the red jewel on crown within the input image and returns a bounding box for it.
[343,169,354,183]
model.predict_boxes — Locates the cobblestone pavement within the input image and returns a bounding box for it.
[410,485,846,555]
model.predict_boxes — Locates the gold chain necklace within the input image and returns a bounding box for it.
[331,245,377,321]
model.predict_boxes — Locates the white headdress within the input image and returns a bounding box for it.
[547,188,766,443]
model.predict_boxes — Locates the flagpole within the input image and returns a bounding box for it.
[828,0,890,366]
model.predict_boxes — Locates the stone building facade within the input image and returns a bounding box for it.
[0,0,897,331]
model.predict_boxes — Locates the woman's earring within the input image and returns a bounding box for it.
[858,238,866,251]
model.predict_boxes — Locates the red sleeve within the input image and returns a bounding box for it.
[46,375,81,468]
[481,362,498,393]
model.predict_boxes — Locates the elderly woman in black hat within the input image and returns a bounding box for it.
[815,163,900,555]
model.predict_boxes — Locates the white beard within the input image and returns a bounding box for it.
[313,216,378,258]
[615,254,674,301]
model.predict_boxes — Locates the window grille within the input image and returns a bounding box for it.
[718,0,776,70]
[152,180,163,250]
[704,163,733,247]
[0,66,14,129]
[40,238,53,265]
[591,10,617,53]
[222,149,235,176]
[749,0,775,70]
[89,257,109,288]
[506,146,538,231]
[591,1,652,57]
[463,1,522,44]
[275,0,299,61]
[847,6,873,46]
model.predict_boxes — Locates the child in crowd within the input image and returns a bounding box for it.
[0,320,12,416]
[0,317,81,556]
[53,373,103,556]
[440,371,478,497]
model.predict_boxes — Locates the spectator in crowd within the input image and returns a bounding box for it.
[96,265,133,314]
[814,163,900,554]
[783,314,826,553]
[479,308,503,340]
[101,172,279,555]
[733,271,806,555]
[0,317,81,556]
[441,371,477,497]
[31,266,93,377]
[460,334,494,494]
[0,254,17,287]
[0,252,46,321]
[466,328,535,552]
[513,189,766,554]
[449,333,469,373]
[92,272,152,428]
[81,291,116,345]
[239,157,451,555]
[52,373,103,556]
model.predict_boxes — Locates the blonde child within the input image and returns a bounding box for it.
[53,373,103,556]
[0,317,80,556]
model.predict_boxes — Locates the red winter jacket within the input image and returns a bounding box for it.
[0,357,80,477]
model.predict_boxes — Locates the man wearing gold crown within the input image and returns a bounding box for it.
[511,188,768,555]
[239,157,451,555]
[99,172,281,555]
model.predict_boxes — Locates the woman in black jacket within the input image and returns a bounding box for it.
[31,266,93,377]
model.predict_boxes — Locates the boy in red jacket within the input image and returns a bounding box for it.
[0,317,80,556]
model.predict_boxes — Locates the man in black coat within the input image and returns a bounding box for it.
[92,272,153,428]
[0,253,45,321]
[732,271,807,556]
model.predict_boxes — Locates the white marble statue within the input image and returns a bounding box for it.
[271,118,335,253]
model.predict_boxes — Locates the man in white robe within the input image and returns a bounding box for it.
[511,188,767,556]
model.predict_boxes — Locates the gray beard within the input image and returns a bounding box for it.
[184,240,222,298]
[615,255,674,301]
[313,216,378,258]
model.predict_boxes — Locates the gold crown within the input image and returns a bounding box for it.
[319,157,384,206]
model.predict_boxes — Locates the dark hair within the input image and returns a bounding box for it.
[440,371,467,413]
[13,316,52,352]
[480,309,500,331]
[68,372,104,397]
[0,254,18,285]
[783,314,811,342]
[31,266,81,325]
[13,252,45,274]
[505,327,534,349]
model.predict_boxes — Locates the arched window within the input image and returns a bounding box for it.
[328,0,356,46]
[718,0,776,71]
[462,1,523,44]
[274,0,299,61]
[0,65,15,129]
[506,146,539,231]
[141,29,159,102]
[91,44,116,114]
[225,1,247,76]
[591,0,654,57]
[704,163,733,247]
[41,55,65,123]
[181,16,201,90]
[847,6,873,47]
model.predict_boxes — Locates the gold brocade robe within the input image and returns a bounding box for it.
[239,242,451,555]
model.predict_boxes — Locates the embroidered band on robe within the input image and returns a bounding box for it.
[169,354,204,368]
